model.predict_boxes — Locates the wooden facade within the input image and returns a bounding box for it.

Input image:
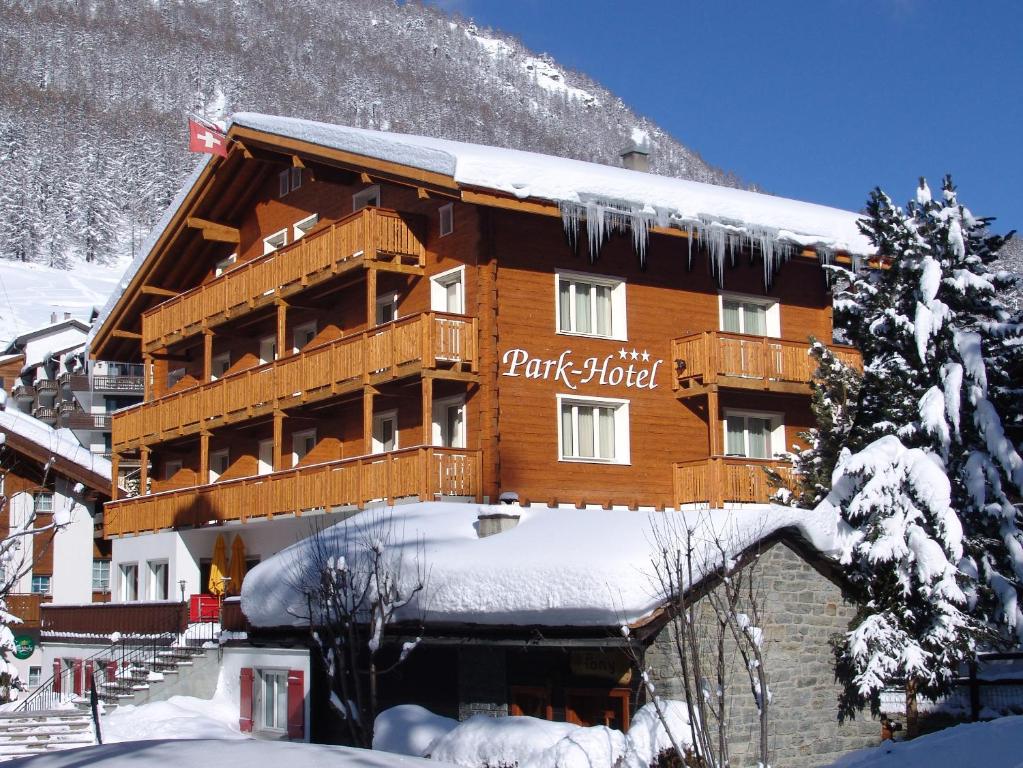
[92,123,861,537]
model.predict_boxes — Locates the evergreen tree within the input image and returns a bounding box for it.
[829,177,1023,725]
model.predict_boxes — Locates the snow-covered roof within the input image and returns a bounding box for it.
[241,501,840,629]
[0,404,112,486]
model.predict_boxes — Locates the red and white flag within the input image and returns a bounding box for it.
[188,118,229,157]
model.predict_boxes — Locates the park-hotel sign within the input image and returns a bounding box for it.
[501,346,663,391]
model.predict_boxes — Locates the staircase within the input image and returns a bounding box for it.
[94,645,212,706]
[0,710,95,760]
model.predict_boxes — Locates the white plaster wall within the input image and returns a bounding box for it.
[50,477,95,605]
[219,645,311,741]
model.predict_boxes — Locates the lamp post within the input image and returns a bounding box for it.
[178,580,186,603]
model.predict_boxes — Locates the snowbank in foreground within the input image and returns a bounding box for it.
[826,715,1023,767]
[101,694,245,743]
[375,701,694,768]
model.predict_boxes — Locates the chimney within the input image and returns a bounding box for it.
[477,495,521,538]
[50,312,57,324]
[620,140,650,173]
[64,312,71,320]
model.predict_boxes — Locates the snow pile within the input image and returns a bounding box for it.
[0,405,111,482]
[376,702,693,768]
[101,695,245,743]
[241,501,839,628]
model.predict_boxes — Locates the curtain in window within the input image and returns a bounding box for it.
[722,300,742,333]
[558,281,572,332]
[743,303,767,335]
[577,406,594,457]
[574,283,592,334]
[748,418,771,458]
[561,405,574,456]
[598,407,615,459]
[594,285,612,336]
[445,280,461,313]
[726,414,746,455]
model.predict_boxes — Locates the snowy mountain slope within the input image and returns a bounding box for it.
[0,0,742,270]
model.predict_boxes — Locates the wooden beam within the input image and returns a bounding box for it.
[417,187,430,200]
[233,140,254,160]
[141,285,178,298]
[360,172,373,184]
[291,155,305,168]
[112,330,142,340]
[460,189,561,218]
[186,217,240,244]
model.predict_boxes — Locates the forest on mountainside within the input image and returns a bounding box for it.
[0,0,741,268]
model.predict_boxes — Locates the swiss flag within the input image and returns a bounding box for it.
[188,118,229,157]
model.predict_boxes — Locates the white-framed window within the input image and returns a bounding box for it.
[214,253,237,278]
[259,335,278,365]
[291,167,303,192]
[353,184,380,211]
[278,170,290,198]
[292,213,318,241]
[211,352,231,381]
[120,563,138,602]
[723,410,784,459]
[375,292,398,325]
[432,395,466,448]
[555,270,627,340]
[439,203,454,237]
[430,265,464,314]
[257,668,289,732]
[557,394,631,464]
[263,229,287,255]
[372,410,399,453]
[292,428,316,467]
[719,294,780,337]
[30,575,51,595]
[148,560,169,601]
[164,459,182,481]
[209,449,230,483]
[257,439,274,476]
[33,493,53,514]
[27,666,41,687]
[92,559,111,592]
[292,321,317,354]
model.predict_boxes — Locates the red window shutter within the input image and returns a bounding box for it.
[73,659,83,696]
[286,670,304,739]
[84,661,94,692]
[239,668,254,733]
[106,661,117,683]
[52,660,62,694]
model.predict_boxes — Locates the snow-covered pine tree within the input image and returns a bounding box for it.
[830,177,1023,725]
[770,339,862,507]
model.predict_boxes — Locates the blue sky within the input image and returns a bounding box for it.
[428,1,1021,234]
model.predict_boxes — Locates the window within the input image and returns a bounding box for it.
[259,336,278,365]
[292,321,317,354]
[723,411,784,459]
[27,667,41,687]
[258,669,289,731]
[33,493,53,514]
[433,396,466,449]
[92,559,111,592]
[292,429,316,467]
[214,253,237,278]
[719,295,780,337]
[292,213,318,241]
[353,185,380,211]
[164,459,182,481]
[291,167,303,192]
[120,563,138,601]
[263,229,287,255]
[258,439,274,476]
[30,575,51,595]
[148,560,169,601]
[555,270,627,340]
[557,395,630,464]
[375,293,398,325]
[372,410,398,453]
[439,203,454,237]
[209,449,230,483]
[167,367,187,389]
[211,352,231,380]
[278,170,290,198]
[430,266,464,314]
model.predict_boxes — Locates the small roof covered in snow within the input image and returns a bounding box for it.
[240,501,840,630]
[0,404,112,493]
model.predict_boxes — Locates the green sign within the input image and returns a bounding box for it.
[12,635,34,660]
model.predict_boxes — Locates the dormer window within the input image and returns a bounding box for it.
[278,167,303,198]
[292,214,318,241]
[263,229,287,255]
[214,253,237,278]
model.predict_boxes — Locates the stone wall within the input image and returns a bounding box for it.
[645,540,878,768]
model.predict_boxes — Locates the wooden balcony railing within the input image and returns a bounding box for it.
[671,331,861,394]
[8,593,44,628]
[673,457,793,508]
[113,312,477,451]
[141,207,426,351]
[41,601,187,636]
[103,446,481,537]
[60,411,112,430]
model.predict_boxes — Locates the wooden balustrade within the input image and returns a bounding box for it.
[673,457,793,508]
[141,207,425,351]
[41,601,187,636]
[7,593,44,627]
[113,312,477,451]
[103,446,482,537]
[671,331,861,394]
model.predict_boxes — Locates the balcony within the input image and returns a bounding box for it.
[113,312,477,451]
[60,408,112,430]
[141,207,426,352]
[671,331,861,396]
[61,372,143,394]
[12,383,35,402]
[103,446,481,537]
[32,405,57,425]
[673,457,793,507]
[34,379,58,398]
[7,593,44,628]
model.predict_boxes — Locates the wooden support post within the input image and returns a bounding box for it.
[203,329,213,382]
[705,331,719,385]
[110,453,120,501]
[199,432,210,486]
[143,354,153,401]
[276,300,288,359]
[422,376,433,446]
[707,389,721,456]
[709,457,724,509]
[273,411,284,471]
[366,267,377,328]
[139,446,150,496]
[363,387,375,455]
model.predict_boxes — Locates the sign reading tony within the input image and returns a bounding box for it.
[501,347,662,391]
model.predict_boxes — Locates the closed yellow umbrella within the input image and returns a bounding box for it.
[208,533,228,596]
[227,535,247,596]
